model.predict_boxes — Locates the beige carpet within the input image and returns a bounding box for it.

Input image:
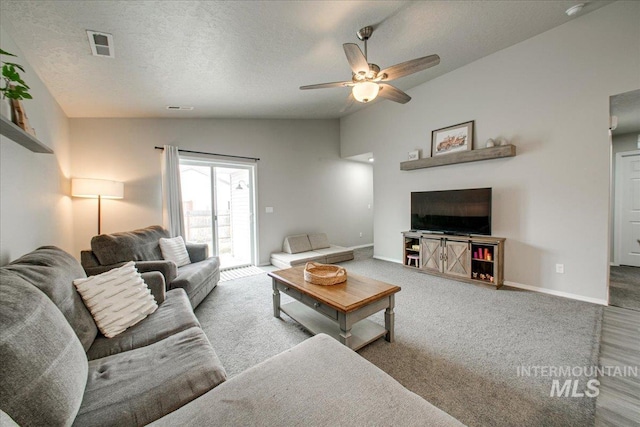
[195,252,602,427]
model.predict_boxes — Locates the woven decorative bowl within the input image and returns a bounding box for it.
[303,262,347,286]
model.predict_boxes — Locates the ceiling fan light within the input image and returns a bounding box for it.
[352,81,379,103]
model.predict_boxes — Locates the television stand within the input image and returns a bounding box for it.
[402,231,505,289]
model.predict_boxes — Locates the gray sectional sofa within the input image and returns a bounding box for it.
[81,225,219,308]
[0,246,226,426]
[0,246,462,426]
[270,233,354,269]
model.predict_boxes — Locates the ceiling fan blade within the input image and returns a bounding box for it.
[380,54,440,81]
[340,93,356,113]
[300,81,352,90]
[378,83,411,104]
[343,43,369,75]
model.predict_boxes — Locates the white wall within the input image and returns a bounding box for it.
[0,26,73,265]
[340,1,640,303]
[69,118,373,264]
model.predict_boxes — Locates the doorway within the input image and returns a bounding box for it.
[614,150,640,267]
[179,159,256,270]
[609,89,640,311]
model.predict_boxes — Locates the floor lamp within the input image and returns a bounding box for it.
[72,178,124,235]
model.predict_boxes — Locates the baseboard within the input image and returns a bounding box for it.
[609,262,620,267]
[504,281,608,306]
[354,253,609,305]
[350,243,374,250]
[373,255,402,264]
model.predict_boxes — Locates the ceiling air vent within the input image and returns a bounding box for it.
[166,106,194,111]
[86,30,114,58]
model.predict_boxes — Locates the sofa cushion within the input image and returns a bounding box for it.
[282,234,312,254]
[270,251,325,268]
[91,225,169,265]
[149,334,463,427]
[0,271,88,426]
[313,245,355,263]
[159,236,191,267]
[87,288,199,360]
[76,327,226,427]
[185,243,208,263]
[308,232,330,250]
[73,261,158,338]
[325,251,355,264]
[3,246,97,351]
[170,257,220,307]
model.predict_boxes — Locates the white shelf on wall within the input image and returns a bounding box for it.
[0,115,53,154]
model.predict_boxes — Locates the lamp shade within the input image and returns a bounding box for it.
[72,178,124,199]
[352,81,379,103]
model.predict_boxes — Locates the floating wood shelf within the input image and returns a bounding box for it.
[400,144,515,171]
[0,115,53,153]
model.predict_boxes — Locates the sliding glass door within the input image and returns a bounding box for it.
[179,159,256,269]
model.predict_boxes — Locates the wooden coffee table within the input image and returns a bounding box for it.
[269,266,401,350]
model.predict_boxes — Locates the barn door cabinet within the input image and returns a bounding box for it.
[403,231,505,289]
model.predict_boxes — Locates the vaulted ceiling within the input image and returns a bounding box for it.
[0,1,611,119]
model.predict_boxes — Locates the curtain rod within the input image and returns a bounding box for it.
[154,146,259,162]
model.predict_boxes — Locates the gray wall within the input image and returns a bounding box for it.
[69,118,373,264]
[613,132,639,159]
[0,26,73,265]
[340,1,640,303]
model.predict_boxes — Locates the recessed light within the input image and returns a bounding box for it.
[565,3,585,16]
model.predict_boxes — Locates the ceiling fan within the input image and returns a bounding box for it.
[300,26,440,105]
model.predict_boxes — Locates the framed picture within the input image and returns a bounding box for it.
[408,150,420,161]
[431,120,474,157]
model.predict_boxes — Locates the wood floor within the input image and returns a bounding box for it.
[595,306,640,426]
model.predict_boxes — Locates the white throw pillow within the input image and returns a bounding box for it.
[159,236,191,267]
[73,261,158,338]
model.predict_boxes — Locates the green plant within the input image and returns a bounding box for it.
[1,48,32,100]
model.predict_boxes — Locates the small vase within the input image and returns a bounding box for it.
[0,97,12,122]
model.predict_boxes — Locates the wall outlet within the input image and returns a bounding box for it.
[359,232,363,238]
[556,264,564,274]
[265,207,274,213]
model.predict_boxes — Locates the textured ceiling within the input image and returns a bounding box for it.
[0,0,612,119]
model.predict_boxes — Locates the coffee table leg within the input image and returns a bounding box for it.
[385,294,395,342]
[272,278,281,318]
[338,313,353,349]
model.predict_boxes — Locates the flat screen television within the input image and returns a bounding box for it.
[411,188,492,236]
